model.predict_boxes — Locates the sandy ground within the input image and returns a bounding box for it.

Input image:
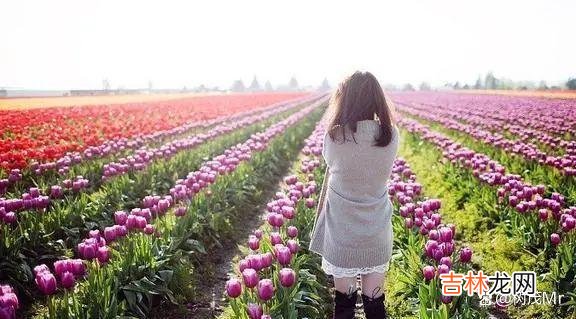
[0,93,217,110]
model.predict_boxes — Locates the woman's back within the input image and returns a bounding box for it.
[324,120,399,201]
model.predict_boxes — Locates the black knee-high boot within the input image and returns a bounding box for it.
[333,290,357,319]
[361,293,387,319]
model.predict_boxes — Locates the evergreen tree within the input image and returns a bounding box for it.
[288,77,299,91]
[566,78,576,90]
[248,76,261,91]
[264,80,274,91]
[419,82,431,91]
[319,77,331,91]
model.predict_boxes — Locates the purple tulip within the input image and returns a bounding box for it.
[114,211,128,225]
[538,209,549,221]
[253,229,263,239]
[257,279,275,301]
[174,206,186,217]
[275,245,292,266]
[550,233,561,246]
[239,259,250,273]
[2,212,16,224]
[50,185,63,198]
[279,268,296,287]
[242,268,259,288]
[287,226,298,238]
[305,198,315,208]
[281,206,295,219]
[286,239,299,254]
[96,246,110,263]
[144,224,155,235]
[78,242,96,260]
[425,240,438,258]
[36,272,57,295]
[60,271,75,289]
[428,229,439,240]
[270,232,282,245]
[34,264,50,275]
[71,259,85,276]
[441,295,452,304]
[404,218,413,229]
[439,227,453,242]
[136,216,148,229]
[246,303,263,319]
[225,278,242,298]
[440,257,452,269]
[104,226,117,242]
[422,265,435,281]
[248,236,260,251]
[459,247,473,263]
[262,252,273,268]
[53,260,70,277]
[437,264,450,275]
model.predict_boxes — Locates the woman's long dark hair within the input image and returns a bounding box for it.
[327,71,395,146]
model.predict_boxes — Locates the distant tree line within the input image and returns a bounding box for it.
[395,73,576,92]
[229,76,331,92]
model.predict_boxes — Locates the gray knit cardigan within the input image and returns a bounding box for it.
[308,120,399,269]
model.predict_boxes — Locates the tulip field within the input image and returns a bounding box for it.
[1,91,575,319]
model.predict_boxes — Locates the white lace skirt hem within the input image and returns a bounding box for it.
[321,257,390,278]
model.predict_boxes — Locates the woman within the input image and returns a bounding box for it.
[309,71,399,319]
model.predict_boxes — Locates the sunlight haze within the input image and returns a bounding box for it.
[0,0,574,90]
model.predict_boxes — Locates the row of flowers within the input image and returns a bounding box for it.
[398,117,576,248]
[0,93,309,173]
[224,121,326,319]
[31,98,326,317]
[393,99,576,176]
[397,117,576,314]
[0,284,18,319]
[390,92,576,146]
[387,157,476,317]
[0,95,320,227]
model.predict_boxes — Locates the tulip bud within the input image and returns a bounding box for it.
[253,229,263,239]
[275,246,292,266]
[97,246,111,263]
[225,278,242,298]
[459,247,473,263]
[242,269,259,288]
[246,303,263,319]
[60,271,76,289]
[287,226,298,238]
[286,239,299,254]
[422,265,435,281]
[114,211,128,225]
[257,279,275,301]
[36,272,57,295]
[279,268,296,287]
[550,233,561,246]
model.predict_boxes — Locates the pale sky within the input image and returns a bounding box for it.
[0,0,574,90]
